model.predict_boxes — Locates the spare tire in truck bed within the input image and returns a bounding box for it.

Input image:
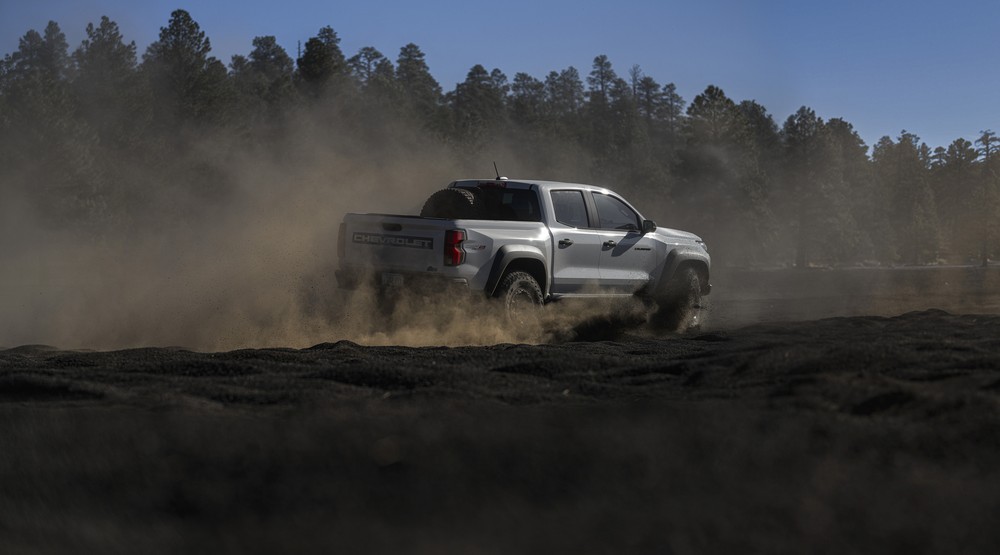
[420,188,483,219]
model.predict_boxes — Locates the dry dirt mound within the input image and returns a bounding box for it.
[2,310,1000,553]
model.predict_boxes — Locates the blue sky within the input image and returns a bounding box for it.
[2,0,997,151]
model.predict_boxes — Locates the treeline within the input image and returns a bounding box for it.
[2,10,998,267]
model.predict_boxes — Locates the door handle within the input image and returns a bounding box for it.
[558,238,574,247]
[603,240,617,248]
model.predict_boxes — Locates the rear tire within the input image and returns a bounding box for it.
[420,188,482,219]
[497,271,543,326]
[651,267,703,333]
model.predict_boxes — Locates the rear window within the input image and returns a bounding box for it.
[551,190,589,228]
[462,187,542,222]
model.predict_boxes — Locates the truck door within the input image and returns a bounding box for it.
[548,190,603,294]
[591,192,658,292]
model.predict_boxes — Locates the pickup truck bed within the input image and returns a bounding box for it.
[338,213,548,295]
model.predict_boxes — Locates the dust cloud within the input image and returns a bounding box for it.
[0,105,457,351]
[339,289,656,347]
[4,103,997,351]
[0,101,637,351]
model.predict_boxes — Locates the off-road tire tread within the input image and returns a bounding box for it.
[420,188,482,219]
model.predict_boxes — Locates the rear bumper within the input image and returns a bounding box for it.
[336,267,471,293]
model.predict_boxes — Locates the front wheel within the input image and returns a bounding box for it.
[497,271,543,326]
[651,267,703,333]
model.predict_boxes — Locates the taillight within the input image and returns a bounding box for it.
[444,229,466,266]
[338,222,346,259]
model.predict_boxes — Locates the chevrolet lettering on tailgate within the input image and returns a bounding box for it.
[352,232,434,250]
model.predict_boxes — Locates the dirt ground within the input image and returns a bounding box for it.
[2,267,1000,554]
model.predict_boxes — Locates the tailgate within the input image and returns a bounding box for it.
[341,214,449,272]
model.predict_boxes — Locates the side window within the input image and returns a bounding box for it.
[551,190,590,228]
[593,193,640,231]
[503,190,541,222]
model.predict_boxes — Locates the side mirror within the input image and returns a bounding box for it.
[642,219,657,234]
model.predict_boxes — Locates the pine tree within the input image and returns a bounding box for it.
[780,106,826,266]
[975,130,1000,266]
[733,100,780,259]
[2,21,104,226]
[825,118,879,262]
[872,132,941,264]
[583,55,618,160]
[295,26,347,98]
[230,35,295,124]
[395,43,442,123]
[586,54,615,108]
[659,83,685,139]
[634,75,663,123]
[348,47,388,86]
[677,86,745,262]
[509,72,545,127]
[141,9,231,128]
[73,16,146,144]
[685,85,738,144]
[248,36,294,101]
[446,64,508,150]
[930,138,977,260]
[543,66,584,136]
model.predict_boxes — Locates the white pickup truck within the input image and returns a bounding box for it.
[337,178,711,330]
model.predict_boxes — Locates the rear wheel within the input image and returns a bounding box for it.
[497,271,543,326]
[651,267,703,332]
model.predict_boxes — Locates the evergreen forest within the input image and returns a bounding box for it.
[3,10,999,268]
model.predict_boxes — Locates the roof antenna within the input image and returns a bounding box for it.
[493,161,507,180]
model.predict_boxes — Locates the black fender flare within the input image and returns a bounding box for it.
[655,249,710,296]
[485,245,549,297]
